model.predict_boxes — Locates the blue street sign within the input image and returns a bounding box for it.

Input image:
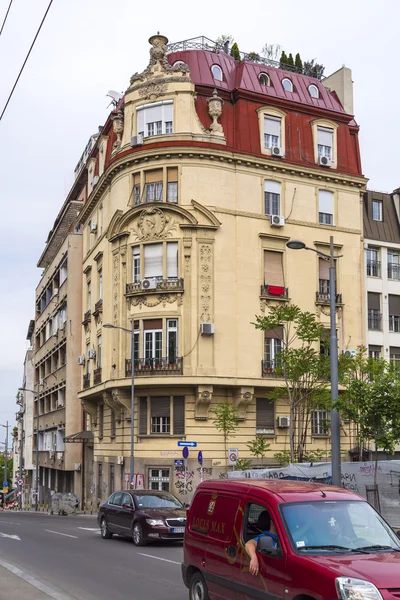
[3,481,8,488]
[182,446,189,459]
[198,451,203,465]
[177,441,197,448]
[174,459,184,467]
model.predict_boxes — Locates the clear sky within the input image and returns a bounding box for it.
[0,0,398,439]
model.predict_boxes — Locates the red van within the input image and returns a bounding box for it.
[182,479,400,600]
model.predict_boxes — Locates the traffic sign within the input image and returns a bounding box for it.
[3,481,8,488]
[198,451,203,465]
[18,479,24,487]
[182,446,189,459]
[174,459,184,467]
[2,487,8,494]
[228,448,239,465]
[177,441,197,448]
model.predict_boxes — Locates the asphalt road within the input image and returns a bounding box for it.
[0,512,187,600]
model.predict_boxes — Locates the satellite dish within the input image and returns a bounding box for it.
[106,90,123,108]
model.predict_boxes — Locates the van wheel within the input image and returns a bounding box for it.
[189,572,209,600]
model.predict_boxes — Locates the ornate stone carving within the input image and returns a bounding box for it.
[195,385,213,420]
[138,79,168,101]
[183,238,192,273]
[131,207,177,241]
[315,305,343,319]
[103,389,131,421]
[233,387,254,420]
[129,293,183,309]
[111,110,124,154]
[81,398,98,428]
[199,244,213,322]
[207,89,224,136]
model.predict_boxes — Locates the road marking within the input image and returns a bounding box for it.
[78,527,101,534]
[0,556,74,600]
[138,552,180,565]
[0,532,20,540]
[45,530,78,539]
[0,520,20,525]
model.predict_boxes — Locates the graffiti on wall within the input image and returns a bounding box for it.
[173,465,215,496]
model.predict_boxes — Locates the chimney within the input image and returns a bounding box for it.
[223,40,229,54]
[322,66,354,115]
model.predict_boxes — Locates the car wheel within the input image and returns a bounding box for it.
[100,517,113,540]
[189,572,209,600]
[132,522,146,546]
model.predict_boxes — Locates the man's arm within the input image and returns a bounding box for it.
[245,539,259,576]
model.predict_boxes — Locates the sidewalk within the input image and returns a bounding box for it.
[0,565,67,599]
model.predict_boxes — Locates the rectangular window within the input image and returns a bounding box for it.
[311,410,329,436]
[86,343,91,374]
[264,180,281,215]
[256,398,275,435]
[144,319,163,362]
[366,248,380,278]
[167,319,178,363]
[109,463,115,494]
[167,167,178,203]
[389,295,400,332]
[319,190,334,225]
[133,320,139,364]
[98,205,103,235]
[139,397,148,435]
[144,243,163,279]
[97,335,102,367]
[264,251,284,287]
[166,242,178,279]
[388,250,400,280]
[98,404,104,439]
[98,268,103,299]
[148,468,170,492]
[133,246,141,283]
[87,281,91,311]
[97,462,103,498]
[390,347,400,373]
[151,397,170,434]
[133,173,141,205]
[145,169,163,202]
[372,200,382,221]
[264,115,281,149]
[369,345,381,359]
[59,258,68,285]
[368,292,381,330]
[317,127,333,159]
[318,257,331,296]
[264,336,283,369]
[110,410,116,438]
[137,100,173,138]
[173,396,185,435]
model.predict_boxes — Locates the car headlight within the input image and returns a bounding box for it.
[146,519,164,526]
[336,578,383,600]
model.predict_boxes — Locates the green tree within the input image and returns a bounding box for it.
[234,458,253,471]
[303,59,325,80]
[230,42,241,61]
[247,436,271,466]
[247,51,261,62]
[211,402,239,471]
[295,53,303,71]
[0,453,13,486]
[279,50,288,68]
[287,53,294,67]
[273,450,291,466]
[254,304,331,463]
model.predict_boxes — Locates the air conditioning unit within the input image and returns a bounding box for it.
[319,155,332,167]
[117,456,124,465]
[130,134,144,147]
[74,463,81,471]
[39,379,44,387]
[90,221,97,233]
[142,278,158,290]
[344,349,356,358]
[78,355,85,366]
[270,215,285,227]
[271,146,284,157]
[201,323,215,336]
[277,416,290,428]
[88,349,96,360]
[92,175,99,186]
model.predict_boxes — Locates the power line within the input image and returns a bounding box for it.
[0,0,54,122]
[0,0,13,37]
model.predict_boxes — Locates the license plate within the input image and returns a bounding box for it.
[171,527,185,534]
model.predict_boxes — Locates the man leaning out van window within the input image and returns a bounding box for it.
[245,510,278,576]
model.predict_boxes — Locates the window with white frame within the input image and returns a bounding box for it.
[148,468,170,491]
[133,246,140,283]
[319,190,334,225]
[167,319,178,364]
[264,180,281,215]
[167,167,178,203]
[259,73,270,86]
[137,101,173,138]
[166,242,178,279]
[87,280,91,310]
[144,244,163,280]
[61,304,67,324]
[86,343,91,374]
[311,410,329,436]
[282,78,293,92]
[98,268,103,300]
[144,319,163,363]
[145,169,163,202]
[372,200,382,222]
[140,396,184,438]
[388,250,400,280]
[264,115,281,149]
[264,327,283,371]
[97,335,102,367]
[59,258,68,285]
[317,127,333,160]
[211,65,223,81]
[309,84,319,98]
[366,248,380,278]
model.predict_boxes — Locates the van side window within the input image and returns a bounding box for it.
[243,502,278,545]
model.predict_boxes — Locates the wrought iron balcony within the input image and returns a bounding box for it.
[93,299,103,317]
[83,373,90,389]
[366,260,381,278]
[82,310,91,325]
[93,367,102,385]
[316,280,342,305]
[368,311,382,331]
[125,357,183,377]
[260,284,289,300]
[126,278,184,295]
[261,360,282,377]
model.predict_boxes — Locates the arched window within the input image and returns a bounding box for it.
[308,84,319,99]
[259,73,270,87]
[282,78,293,92]
[211,64,223,81]
[173,61,185,68]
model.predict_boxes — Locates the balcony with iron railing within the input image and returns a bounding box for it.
[93,367,102,385]
[368,311,382,331]
[316,280,342,305]
[82,310,91,326]
[389,315,400,333]
[261,360,282,377]
[125,357,183,377]
[366,260,381,278]
[388,263,400,281]
[83,373,90,389]
[93,299,103,318]
[126,278,184,296]
[260,285,289,301]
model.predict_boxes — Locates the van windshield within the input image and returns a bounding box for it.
[281,500,400,553]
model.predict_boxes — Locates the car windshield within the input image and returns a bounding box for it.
[134,493,183,509]
[281,500,400,553]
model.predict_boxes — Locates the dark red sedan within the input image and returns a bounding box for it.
[98,489,187,546]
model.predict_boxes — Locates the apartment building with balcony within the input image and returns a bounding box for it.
[364,189,400,367]
[33,176,86,502]
[77,34,367,502]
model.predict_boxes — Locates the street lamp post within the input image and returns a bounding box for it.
[1,422,9,506]
[286,235,342,487]
[18,388,39,510]
[104,322,135,487]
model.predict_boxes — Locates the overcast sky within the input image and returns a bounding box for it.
[0,0,398,441]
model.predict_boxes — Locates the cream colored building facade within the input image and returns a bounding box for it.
[78,35,367,503]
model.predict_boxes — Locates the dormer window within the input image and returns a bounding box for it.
[259,73,270,87]
[211,64,223,81]
[173,61,185,68]
[309,84,319,99]
[282,78,293,92]
[372,200,383,222]
[137,100,173,138]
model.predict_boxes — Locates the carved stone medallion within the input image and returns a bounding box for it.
[131,207,177,241]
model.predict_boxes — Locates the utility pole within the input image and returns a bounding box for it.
[19,424,23,509]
